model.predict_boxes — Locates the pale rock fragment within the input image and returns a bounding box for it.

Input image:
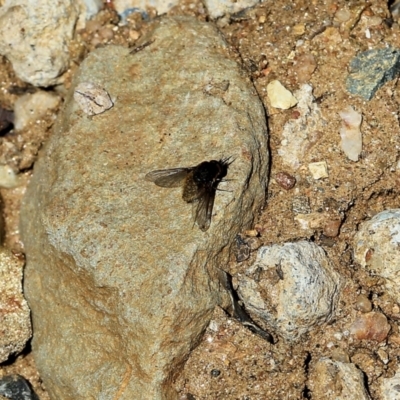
[0,248,31,363]
[0,0,81,87]
[379,368,400,400]
[308,161,328,179]
[237,241,341,341]
[339,106,362,162]
[0,165,18,189]
[278,84,325,169]
[203,0,260,19]
[354,209,400,303]
[267,80,298,109]
[14,91,61,131]
[114,0,179,17]
[308,358,371,400]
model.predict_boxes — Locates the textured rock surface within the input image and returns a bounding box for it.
[308,358,371,400]
[20,16,269,399]
[379,368,400,400]
[14,91,61,131]
[277,84,325,170]
[346,47,400,100]
[0,248,31,363]
[236,241,341,341]
[354,209,400,304]
[0,374,39,400]
[0,0,81,86]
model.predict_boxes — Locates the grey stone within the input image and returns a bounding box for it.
[0,0,81,87]
[0,248,31,363]
[0,375,39,400]
[346,47,400,100]
[354,209,400,304]
[20,16,269,399]
[308,358,371,400]
[237,241,341,341]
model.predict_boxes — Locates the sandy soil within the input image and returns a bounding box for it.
[1,0,400,399]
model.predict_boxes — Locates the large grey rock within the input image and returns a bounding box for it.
[237,241,341,341]
[20,16,269,399]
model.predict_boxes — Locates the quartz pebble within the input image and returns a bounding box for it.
[355,294,372,313]
[267,80,298,109]
[14,91,61,131]
[0,165,18,189]
[350,312,390,342]
[308,161,328,179]
[339,106,362,162]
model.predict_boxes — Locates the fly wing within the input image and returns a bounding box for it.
[145,168,190,188]
[193,187,216,231]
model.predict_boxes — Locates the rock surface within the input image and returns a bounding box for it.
[354,209,400,304]
[20,16,269,399]
[346,47,400,100]
[308,358,371,400]
[0,0,81,86]
[379,368,400,400]
[236,241,341,341]
[0,248,31,363]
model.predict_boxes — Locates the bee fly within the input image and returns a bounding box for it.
[145,157,233,231]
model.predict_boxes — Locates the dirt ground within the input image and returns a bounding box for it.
[1,0,400,399]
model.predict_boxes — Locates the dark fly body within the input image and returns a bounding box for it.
[145,157,233,231]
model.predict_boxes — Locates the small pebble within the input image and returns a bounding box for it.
[275,171,296,189]
[377,348,389,365]
[350,311,391,342]
[323,219,341,237]
[355,294,372,313]
[331,348,350,363]
[308,161,328,179]
[244,229,258,237]
[211,369,221,377]
[292,196,311,214]
[267,80,298,109]
[294,53,317,83]
[0,165,18,188]
[339,106,362,162]
[0,375,39,400]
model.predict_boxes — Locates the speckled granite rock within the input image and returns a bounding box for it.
[20,16,269,399]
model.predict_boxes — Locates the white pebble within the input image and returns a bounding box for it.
[308,161,328,179]
[267,80,298,109]
[0,165,18,188]
[339,106,362,162]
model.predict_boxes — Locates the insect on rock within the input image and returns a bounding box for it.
[145,158,233,231]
